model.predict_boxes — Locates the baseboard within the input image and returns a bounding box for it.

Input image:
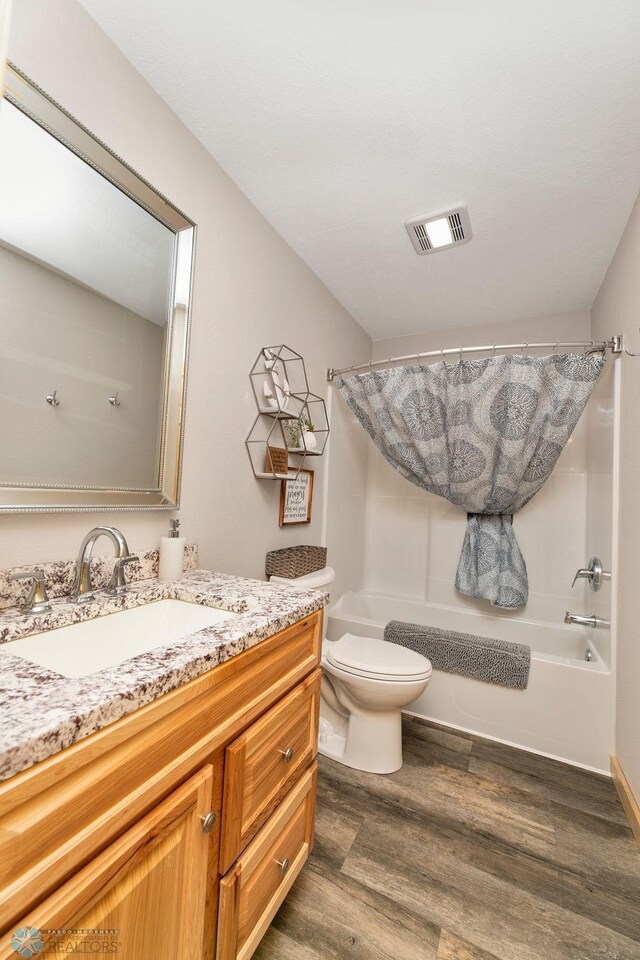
[402,709,611,776]
[611,755,640,849]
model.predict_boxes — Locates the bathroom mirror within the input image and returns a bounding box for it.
[0,64,195,512]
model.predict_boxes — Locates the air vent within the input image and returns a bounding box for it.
[405,206,472,255]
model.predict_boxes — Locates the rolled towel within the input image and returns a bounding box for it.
[384,619,531,690]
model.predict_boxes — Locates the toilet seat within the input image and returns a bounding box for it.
[270,566,336,590]
[327,633,432,682]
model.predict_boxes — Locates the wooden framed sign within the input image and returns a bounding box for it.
[264,445,289,476]
[279,468,314,526]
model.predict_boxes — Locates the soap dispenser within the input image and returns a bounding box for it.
[158,518,185,582]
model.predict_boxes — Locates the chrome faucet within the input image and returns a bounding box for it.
[564,611,610,630]
[8,569,52,614]
[71,526,138,604]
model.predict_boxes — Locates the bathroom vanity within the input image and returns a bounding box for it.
[0,568,326,960]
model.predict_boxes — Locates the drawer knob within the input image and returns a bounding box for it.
[276,857,290,876]
[280,747,294,763]
[200,812,217,834]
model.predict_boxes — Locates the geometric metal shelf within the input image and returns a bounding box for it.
[246,345,330,479]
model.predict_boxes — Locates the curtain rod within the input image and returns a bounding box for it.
[326,334,625,382]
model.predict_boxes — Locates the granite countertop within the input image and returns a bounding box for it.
[0,569,328,783]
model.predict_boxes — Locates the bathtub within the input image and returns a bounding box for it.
[327,590,615,773]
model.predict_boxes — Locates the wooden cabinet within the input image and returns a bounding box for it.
[217,766,317,960]
[0,765,218,960]
[0,610,322,960]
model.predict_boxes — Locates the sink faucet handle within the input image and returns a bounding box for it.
[108,555,139,596]
[8,569,52,615]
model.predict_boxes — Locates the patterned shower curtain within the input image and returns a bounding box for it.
[336,353,605,609]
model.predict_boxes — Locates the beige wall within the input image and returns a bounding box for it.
[2,0,370,571]
[371,311,590,362]
[591,193,640,799]
[0,245,165,488]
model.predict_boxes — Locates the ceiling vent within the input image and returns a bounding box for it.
[405,206,472,255]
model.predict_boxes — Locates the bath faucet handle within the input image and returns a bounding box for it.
[571,567,591,588]
[108,555,139,596]
[571,557,611,592]
[8,569,52,615]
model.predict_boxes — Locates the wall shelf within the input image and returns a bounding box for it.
[256,407,300,419]
[245,345,329,480]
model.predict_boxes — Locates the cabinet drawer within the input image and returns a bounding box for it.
[220,670,320,873]
[217,764,317,960]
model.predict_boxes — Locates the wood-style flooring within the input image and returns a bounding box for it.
[254,717,640,960]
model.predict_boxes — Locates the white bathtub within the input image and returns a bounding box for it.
[327,590,615,773]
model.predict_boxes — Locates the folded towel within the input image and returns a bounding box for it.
[383,619,530,690]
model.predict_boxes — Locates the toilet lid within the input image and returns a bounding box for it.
[328,633,432,680]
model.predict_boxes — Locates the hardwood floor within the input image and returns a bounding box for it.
[254,717,640,960]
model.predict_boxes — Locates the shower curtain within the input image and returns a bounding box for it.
[336,352,605,608]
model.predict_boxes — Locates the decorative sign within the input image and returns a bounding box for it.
[265,445,289,476]
[279,469,314,526]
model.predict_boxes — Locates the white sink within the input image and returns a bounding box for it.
[0,599,239,679]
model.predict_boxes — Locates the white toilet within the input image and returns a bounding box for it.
[269,566,432,774]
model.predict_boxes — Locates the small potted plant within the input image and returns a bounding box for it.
[301,417,317,452]
[285,417,317,452]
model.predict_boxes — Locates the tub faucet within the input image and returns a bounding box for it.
[71,526,138,604]
[564,611,610,629]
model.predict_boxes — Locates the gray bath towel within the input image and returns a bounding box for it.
[384,620,531,690]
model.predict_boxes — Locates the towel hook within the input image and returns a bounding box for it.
[108,392,121,407]
[458,345,463,364]
[492,343,497,358]
[552,340,559,354]
[624,328,640,357]
[45,390,60,407]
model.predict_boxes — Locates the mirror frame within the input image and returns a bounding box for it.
[0,63,196,513]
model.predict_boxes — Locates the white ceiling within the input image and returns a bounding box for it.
[80,0,640,340]
[0,98,174,325]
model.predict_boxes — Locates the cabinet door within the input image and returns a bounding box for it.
[0,765,217,960]
[217,764,317,960]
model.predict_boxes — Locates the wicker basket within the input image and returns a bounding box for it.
[265,545,328,580]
